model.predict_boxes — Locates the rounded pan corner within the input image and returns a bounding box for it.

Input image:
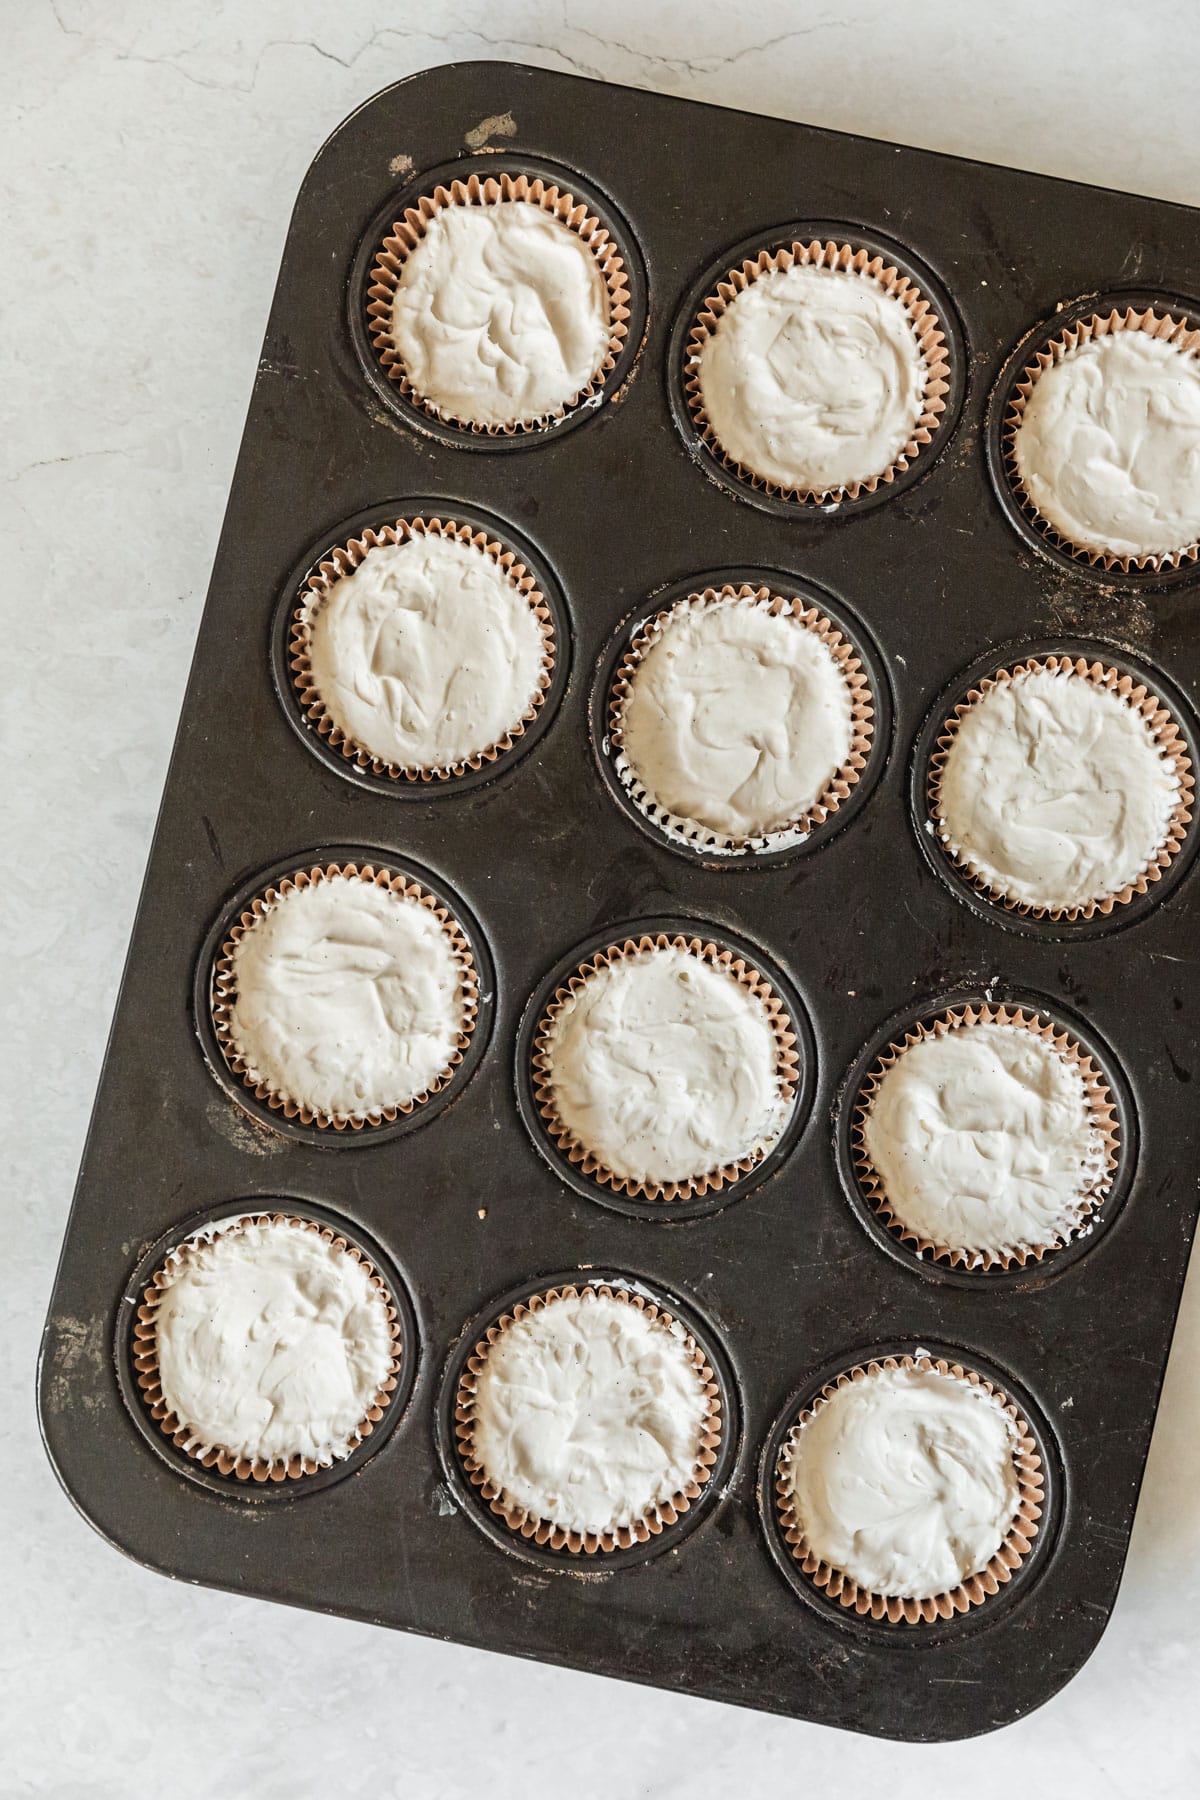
[36,1322,189,1586]
[297,60,543,190]
[935,1623,1119,1743]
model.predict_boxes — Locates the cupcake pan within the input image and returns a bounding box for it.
[37,63,1200,1742]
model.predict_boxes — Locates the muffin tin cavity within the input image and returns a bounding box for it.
[195,848,495,1144]
[270,499,571,796]
[593,570,890,865]
[116,1200,419,1501]
[912,639,1200,938]
[350,156,648,449]
[759,1343,1060,1637]
[987,290,1200,586]
[668,221,965,517]
[835,989,1136,1283]
[436,1270,739,1570]
[515,919,816,1219]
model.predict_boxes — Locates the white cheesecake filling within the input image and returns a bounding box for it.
[542,945,790,1186]
[863,1023,1106,1256]
[617,596,856,844]
[937,668,1180,910]
[470,1291,710,1536]
[227,875,465,1119]
[785,1364,1021,1599]
[388,200,611,427]
[696,261,926,492]
[305,534,547,772]
[1013,329,1200,559]
[154,1218,395,1465]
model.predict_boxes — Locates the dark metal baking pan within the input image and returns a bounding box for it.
[39,61,1200,1742]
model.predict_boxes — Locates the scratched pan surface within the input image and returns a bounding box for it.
[38,62,1200,1740]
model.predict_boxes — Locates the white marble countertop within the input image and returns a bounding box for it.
[7,2,1200,1793]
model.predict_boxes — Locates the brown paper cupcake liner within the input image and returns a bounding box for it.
[210,861,479,1130]
[928,655,1194,921]
[851,1003,1120,1272]
[366,172,631,434]
[684,238,951,504]
[454,1282,723,1553]
[289,516,556,783]
[608,584,875,852]
[776,1352,1044,1625]
[132,1212,403,1483]
[532,933,799,1201]
[1003,306,1200,572]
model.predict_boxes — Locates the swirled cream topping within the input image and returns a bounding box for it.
[388,200,611,427]
[305,534,547,771]
[784,1364,1021,1599]
[470,1291,710,1536]
[863,1023,1106,1256]
[696,262,926,492]
[1013,330,1200,559]
[542,944,789,1186]
[936,668,1180,910]
[227,875,464,1119]
[154,1218,394,1465]
[617,595,856,845]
